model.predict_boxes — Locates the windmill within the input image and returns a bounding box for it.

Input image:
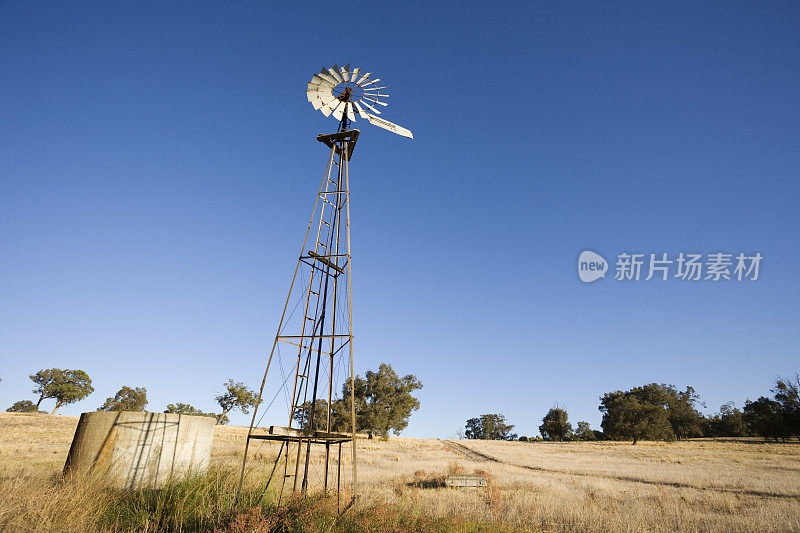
[236,64,412,507]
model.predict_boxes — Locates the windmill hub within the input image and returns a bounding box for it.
[336,86,353,102]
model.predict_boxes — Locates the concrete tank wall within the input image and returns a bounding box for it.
[63,411,216,489]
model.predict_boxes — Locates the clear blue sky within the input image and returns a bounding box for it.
[1,1,798,437]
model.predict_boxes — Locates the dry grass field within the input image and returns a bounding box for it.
[1,412,799,532]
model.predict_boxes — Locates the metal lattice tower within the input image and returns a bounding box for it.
[236,64,412,507]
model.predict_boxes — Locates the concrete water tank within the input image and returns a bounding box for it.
[63,411,216,489]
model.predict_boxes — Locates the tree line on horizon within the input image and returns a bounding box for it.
[3,363,424,438]
[4,369,261,424]
[7,367,798,443]
[461,374,800,444]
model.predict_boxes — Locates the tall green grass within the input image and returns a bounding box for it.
[99,467,243,532]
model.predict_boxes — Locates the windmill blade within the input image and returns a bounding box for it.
[351,67,360,81]
[318,69,338,85]
[364,98,389,106]
[311,85,332,97]
[364,92,390,98]
[356,73,371,85]
[358,99,382,115]
[309,76,334,90]
[327,65,344,83]
[318,101,336,115]
[310,82,330,93]
[309,89,333,103]
[331,100,346,121]
[308,89,329,106]
[363,112,413,139]
[318,92,336,105]
[346,102,356,122]
[326,101,341,117]
[363,96,389,106]
[311,74,333,87]
[340,65,350,81]
[308,90,328,110]
[352,101,367,117]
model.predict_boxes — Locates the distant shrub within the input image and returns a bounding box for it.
[464,413,516,440]
[705,402,747,437]
[743,397,788,441]
[539,407,572,441]
[6,400,41,413]
[446,462,465,475]
[574,421,596,441]
[164,403,223,422]
[98,386,147,412]
[473,469,494,483]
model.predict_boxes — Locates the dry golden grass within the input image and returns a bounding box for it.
[2,412,799,532]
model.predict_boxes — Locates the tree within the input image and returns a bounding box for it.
[665,385,704,439]
[30,368,94,414]
[464,413,516,440]
[599,384,675,444]
[164,403,224,422]
[339,364,422,439]
[539,407,572,441]
[7,400,41,413]
[574,421,596,441]
[165,402,202,415]
[743,396,788,441]
[98,386,148,411]
[705,402,747,437]
[215,380,260,425]
[773,373,800,440]
[292,399,349,432]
